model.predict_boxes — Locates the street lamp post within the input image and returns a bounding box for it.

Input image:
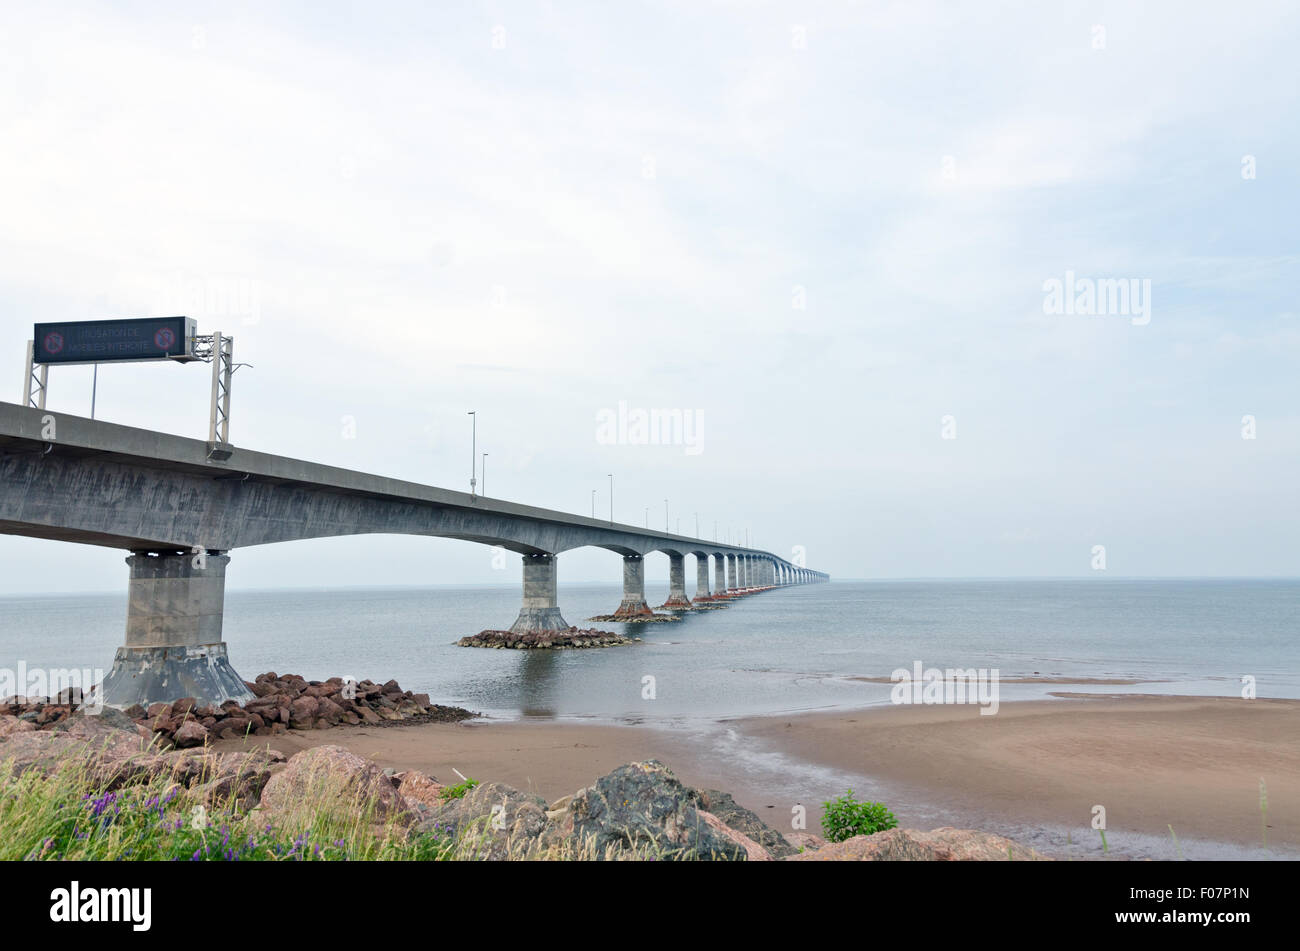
[467,411,476,497]
[591,488,596,517]
[482,453,487,497]
[664,499,669,532]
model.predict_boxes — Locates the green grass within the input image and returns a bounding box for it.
[439,777,480,801]
[0,756,453,862]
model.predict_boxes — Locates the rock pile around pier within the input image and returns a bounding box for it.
[0,673,477,748]
[457,628,636,649]
[587,613,680,623]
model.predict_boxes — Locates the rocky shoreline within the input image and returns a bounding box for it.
[0,708,1049,861]
[457,628,637,649]
[0,673,477,748]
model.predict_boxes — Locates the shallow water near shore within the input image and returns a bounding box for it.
[2,578,1297,719]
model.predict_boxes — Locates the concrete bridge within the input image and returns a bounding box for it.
[0,401,829,707]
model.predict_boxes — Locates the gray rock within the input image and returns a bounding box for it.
[696,788,798,858]
[549,760,752,861]
[420,782,548,860]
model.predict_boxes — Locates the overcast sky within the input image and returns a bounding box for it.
[2,1,1297,594]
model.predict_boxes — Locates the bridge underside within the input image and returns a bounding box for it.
[0,402,828,707]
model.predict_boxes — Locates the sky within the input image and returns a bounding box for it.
[1,0,1297,594]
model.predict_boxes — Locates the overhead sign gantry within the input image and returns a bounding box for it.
[23,316,239,459]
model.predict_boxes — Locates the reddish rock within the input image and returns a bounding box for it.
[172,720,209,749]
[395,769,445,808]
[784,832,827,852]
[697,810,772,861]
[288,696,317,729]
[259,745,414,823]
[786,827,1050,861]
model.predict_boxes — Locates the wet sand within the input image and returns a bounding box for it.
[213,695,1299,858]
[732,695,1299,856]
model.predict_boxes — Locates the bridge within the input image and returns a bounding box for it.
[0,400,829,708]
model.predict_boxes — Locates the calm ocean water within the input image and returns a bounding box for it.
[1,579,1296,719]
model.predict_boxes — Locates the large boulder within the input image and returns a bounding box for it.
[420,782,548,860]
[786,827,1051,861]
[545,761,757,861]
[258,745,413,824]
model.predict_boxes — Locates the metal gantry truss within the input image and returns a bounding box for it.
[191,332,235,458]
[22,340,48,410]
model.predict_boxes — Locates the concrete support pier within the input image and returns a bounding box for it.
[692,553,712,603]
[714,555,728,598]
[660,552,692,608]
[725,554,738,593]
[100,551,253,709]
[613,554,653,618]
[509,553,571,632]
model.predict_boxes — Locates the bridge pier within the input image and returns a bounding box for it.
[100,551,253,709]
[713,554,727,599]
[692,553,712,603]
[660,552,693,608]
[509,553,571,632]
[725,554,738,594]
[612,554,653,618]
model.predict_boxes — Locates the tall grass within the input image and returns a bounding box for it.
[1,750,679,861]
[0,755,451,861]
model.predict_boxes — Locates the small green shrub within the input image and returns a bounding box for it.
[440,777,479,801]
[820,790,897,842]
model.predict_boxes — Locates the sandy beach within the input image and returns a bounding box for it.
[214,695,1299,859]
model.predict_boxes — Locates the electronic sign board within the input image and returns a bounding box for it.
[33,317,197,365]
